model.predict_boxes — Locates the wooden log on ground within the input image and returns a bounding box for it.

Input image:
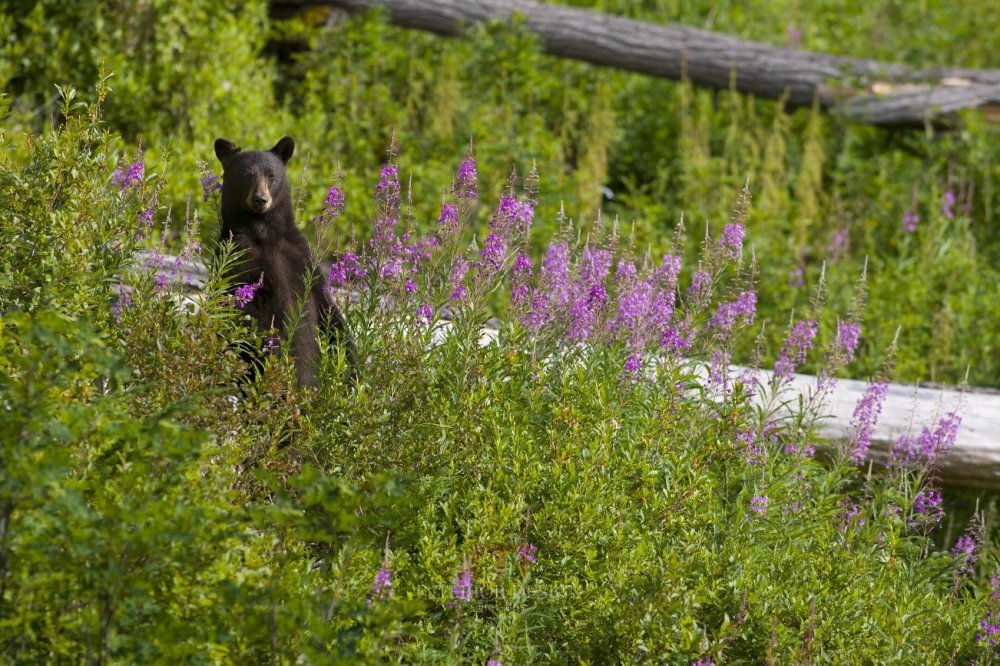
[273,0,1000,127]
[136,251,1000,489]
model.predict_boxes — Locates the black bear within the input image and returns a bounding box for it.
[214,136,356,387]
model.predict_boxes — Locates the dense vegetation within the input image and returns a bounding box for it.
[2,0,999,662]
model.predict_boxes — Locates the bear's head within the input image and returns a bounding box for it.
[214,136,295,216]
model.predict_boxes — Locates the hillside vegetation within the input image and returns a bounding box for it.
[1,1,999,662]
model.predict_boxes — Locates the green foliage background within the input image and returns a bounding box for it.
[4,0,1000,386]
[2,0,1000,662]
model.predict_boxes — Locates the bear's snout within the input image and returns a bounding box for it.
[245,175,273,214]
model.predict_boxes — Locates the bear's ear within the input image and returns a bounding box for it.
[214,138,241,166]
[270,136,295,164]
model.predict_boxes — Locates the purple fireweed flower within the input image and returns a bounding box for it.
[623,353,643,380]
[827,227,848,262]
[566,245,613,342]
[371,164,402,258]
[610,276,652,340]
[415,304,433,326]
[510,252,534,307]
[487,661,503,666]
[717,223,744,261]
[708,348,731,394]
[613,259,636,286]
[328,252,363,289]
[788,266,805,288]
[518,543,538,564]
[153,273,168,292]
[512,252,533,277]
[889,411,962,469]
[113,156,144,189]
[522,241,571,332]
[977,576,1000,648]
[785,24,802,47]
[657,254,682,291]
[477,232,507,280]
[952,519,984,586]
[449,257,470,302]
[818,320,862,394]
[376,163,400,206]
[451,564,472,603]
[404,278,418,294]
[692,659,714,666]
[139,206,156,227]
[847,378,888,463]
[908,487,943,530]
[708,290,757,336]
[491,196,519,238]
[750,495,768,516]
[314,185,346,227]
[437,203,460,238]
[201,171,222,201]
[112,291,132,322]
[367,565,393,606]
[234,273,264,308]
[515,199,536,234]
[661,322,694,353]
[773,318,817,381]
[835,321,862,365]
[737,428,766,465]
[941,189,956,220]
[324,185,345,216]
[839,500,865,529]
[902,210,919,233]
[454,156,477,200]
[687,270,712,305]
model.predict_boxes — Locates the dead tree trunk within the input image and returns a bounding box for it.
[274,0,1000,127]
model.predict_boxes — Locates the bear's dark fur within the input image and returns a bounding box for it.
[214,136,356,387]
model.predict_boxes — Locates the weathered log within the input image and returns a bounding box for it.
[273,0,1000,127]
[136,250,1000,489]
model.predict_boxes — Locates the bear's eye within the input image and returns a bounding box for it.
[265,170,274,180]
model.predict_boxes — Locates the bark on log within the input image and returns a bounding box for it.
[274,0,1000,127]
[137,250,1000,489]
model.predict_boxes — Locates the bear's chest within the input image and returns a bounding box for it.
[233,230,314,308]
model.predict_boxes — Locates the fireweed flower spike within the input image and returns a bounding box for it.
[113,153,144,189]
[773,318,817,381]
[847,377,888,463]
[437,202,460,239]
[978,576,1000,649]
[327,251,363,290]
[450,561,472,604]
[623,353,643,380]
[952,517,983,582]
[717,222,745,261]
[415,304,433,327]
[889,411,962,470]
[750,495,768,516]
[510,253,533,308]
[908,487,943,530]
[371,163,402,270]
[708,290,757,337]
[518,543,538,565]
[454,152,477,200]
[788,266,805,288]
[367,565,393,606]
[234,273,264,308]
[941,188,956,220]
[449,257,470,302]
[201,170,222,202]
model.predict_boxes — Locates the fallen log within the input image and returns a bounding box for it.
[135,250,1000,489]
[273,0,1000,127]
